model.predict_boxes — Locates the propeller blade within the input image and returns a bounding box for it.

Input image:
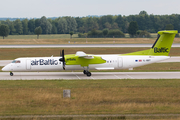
[62,49,64,61]
[59,49,65,70]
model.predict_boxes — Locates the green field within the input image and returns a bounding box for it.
[0,34,79,39]
[0,33,180,45]
[0,33,166,39]
[0,79,180,119]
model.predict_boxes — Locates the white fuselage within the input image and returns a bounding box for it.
[2,55,170,72]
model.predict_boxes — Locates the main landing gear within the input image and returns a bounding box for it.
[10,72,13,76]
[83,70,91,77]
[83,66,92,77]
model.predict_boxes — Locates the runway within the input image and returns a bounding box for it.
[0,72,180,80]
[0,43,180,48]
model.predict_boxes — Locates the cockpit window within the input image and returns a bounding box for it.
[12,60,21,63]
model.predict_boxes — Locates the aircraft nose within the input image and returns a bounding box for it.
[2,65,9,71]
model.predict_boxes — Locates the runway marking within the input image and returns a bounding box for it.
[123,73,134,79]
[90,76,94,80]
[114,75,120,79]
[72,72,81,80]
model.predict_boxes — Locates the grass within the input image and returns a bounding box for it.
[0,79,180,116]
[0,33,180,45]
[1,37,180,44]
[0,34,79,39]
[0,47,180,60]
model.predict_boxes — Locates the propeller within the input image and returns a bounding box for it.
[59,49,65,70]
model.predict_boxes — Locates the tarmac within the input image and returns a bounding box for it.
[0,72,180,80]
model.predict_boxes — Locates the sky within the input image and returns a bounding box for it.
[0,0,179,18]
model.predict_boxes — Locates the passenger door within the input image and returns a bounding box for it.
[26,59,31,70]
[118,57,123,68]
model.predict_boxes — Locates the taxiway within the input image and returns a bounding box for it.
[0,72,179,80]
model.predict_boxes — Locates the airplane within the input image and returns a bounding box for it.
[2,30,178,77]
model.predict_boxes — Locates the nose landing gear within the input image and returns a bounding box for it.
[10,72,13,76]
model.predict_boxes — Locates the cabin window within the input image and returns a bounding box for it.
[12,60,21,63]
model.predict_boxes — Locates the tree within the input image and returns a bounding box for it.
[115,15,124,30]
[57,18,67,34]
[22,19,28,35]
[5,19,15,35]
[34,26,42,39]
[128,21,138,37]
[69,31,74,39]
[137,30,151,38]
[0,25,10,39]
[51,24,57,34]
[102,28,109,37]
[66,17,77,33]
[112,22,119,29]
[14,19,23,34]
[28,19,35,33]
[8,22,16,35]
[104,22,112,29]
[139,10,148,16]
[35,19,40,28]
[108,29,125,38]
[39,16,52,34]
[165,24,174,30]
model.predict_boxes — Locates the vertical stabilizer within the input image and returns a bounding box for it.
[148,30,178,56]
[123,30,178,56]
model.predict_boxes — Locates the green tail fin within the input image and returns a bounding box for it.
[124,30,178,56]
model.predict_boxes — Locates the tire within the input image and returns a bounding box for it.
[87,72,91,77]
[10,72,13,76]
[83,70,87,74]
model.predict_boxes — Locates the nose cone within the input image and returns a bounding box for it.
[2,65,9,71]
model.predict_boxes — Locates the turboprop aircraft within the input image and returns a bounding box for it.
[2,30,178,77]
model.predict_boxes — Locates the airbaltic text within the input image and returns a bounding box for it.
[31,59,58,66]
[154,47,168,53]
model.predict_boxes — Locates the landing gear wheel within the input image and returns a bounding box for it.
[83,70,88,74]
[86,72,91,77]
[10,72,13,76]
[83,66,91,77]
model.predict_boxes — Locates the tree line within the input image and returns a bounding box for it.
[0,16,77,36]
[0,11,180,38]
